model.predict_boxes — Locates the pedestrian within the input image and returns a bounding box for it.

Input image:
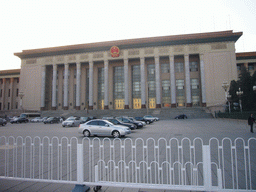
[248,114,255,133]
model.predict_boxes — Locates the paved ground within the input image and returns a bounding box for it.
[0,118,255,192]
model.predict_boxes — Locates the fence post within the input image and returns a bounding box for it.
[203,145,212,191]
[72,143,90,192]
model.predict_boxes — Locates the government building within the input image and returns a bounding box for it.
[2,30,256,113]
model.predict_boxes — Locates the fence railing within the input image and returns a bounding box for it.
[0,136,255,191]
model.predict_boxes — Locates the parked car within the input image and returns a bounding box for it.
[78,119,131,138]
[175,114,187,119]
[143,115,159,122]
[30,117,43,123]
[135,116,154,124]
[44,117,60,124]
[10,117,29,124]
[62,116,82,127]
[128,117,146,126]
[80,117,94,124]
[0,118,7,126]
[104,117,137,130]
[116,116,143,128]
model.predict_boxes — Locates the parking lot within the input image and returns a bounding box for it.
[0,118,255,192]
[0,117,253,142]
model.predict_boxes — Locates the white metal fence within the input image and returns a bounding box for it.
[0,136,255,191]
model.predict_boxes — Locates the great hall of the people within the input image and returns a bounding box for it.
[1,30,256,112]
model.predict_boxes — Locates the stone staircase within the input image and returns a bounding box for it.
[41,107,213,120]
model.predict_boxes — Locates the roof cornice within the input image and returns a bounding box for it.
[14,30,243,59]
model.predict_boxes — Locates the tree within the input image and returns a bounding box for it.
[229,66,256,111]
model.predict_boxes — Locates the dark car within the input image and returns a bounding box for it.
[105,118,137,130]
[175,114,188,119]
[0,118,7,126]
[135,116,154,124]
[44,117,60,124]
[116,116,144,128]
[10,117,29,124]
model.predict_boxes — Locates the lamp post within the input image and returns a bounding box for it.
[19,91,24,112]
[227,94,232,113]
[222,81,229,111]
[253,85,256,92]
[236,88,243,113]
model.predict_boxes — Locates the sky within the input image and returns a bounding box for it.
[1,0,256,70]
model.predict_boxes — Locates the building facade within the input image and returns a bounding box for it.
[13,30,242,111]
[0,69,20,111]
[236,52,256,76]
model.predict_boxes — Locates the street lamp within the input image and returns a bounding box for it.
[236,88,243,112]
[222,81,229,111]
[253,85,256,92]
[227,94,232,113]
[19,91,25,112]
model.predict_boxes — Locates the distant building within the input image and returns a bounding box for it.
[236,52,256,76]
[0,69,20,111]
[3,30,250,112]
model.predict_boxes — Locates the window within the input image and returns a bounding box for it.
[237,64,244,71]
[176,79,184,89]
[87,120,98,126]
[248,63,255,71]
[189,61,198,72]
[16,89,19,97]
[98,120,107,126]
[175,62,184,72]
[8,89,10,97]
[161,63,169,73]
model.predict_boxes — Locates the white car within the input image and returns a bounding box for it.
[78,119,131,138]
[30,117,43,123]
[62,116,82,127]
[143,115,159,122]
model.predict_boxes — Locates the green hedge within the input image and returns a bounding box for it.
[217,111,256,120]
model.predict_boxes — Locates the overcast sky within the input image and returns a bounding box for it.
[1,0,256,70]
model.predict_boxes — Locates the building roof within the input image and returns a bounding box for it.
[0,69,20,77]
[236,51,256,60]
[14,30,243,59]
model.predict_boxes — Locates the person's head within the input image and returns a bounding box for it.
[251,114,253,117]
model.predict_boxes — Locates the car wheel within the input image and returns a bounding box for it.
[62,125,65,127]
[50,121,53,124]
[146,121,150,124]
[112,131,120,138]
[83,130,90,137]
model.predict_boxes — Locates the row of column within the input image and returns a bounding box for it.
[0,78,16,110]
[40,54,206,110]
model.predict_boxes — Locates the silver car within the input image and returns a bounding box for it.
[62,116,81,127]
[78,119,131,138]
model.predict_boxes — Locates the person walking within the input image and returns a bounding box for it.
[248,114,255,133]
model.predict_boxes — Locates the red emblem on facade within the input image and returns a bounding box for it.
[110,46,120,57]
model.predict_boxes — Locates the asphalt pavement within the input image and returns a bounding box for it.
[0,118,255,192]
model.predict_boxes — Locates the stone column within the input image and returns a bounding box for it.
[124,58,129,109]
[40,65,46,110]
[200,54,207,107]
[104,60,109,109]
[184,54,192,107]
[51,64,57,110]
[140,57,146,108]
[169,55,176,107]
[155,56,161,108]
[88,60,93,110]
[76,63,81,110]
[10,78,14,110]
[63,63,69,110]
